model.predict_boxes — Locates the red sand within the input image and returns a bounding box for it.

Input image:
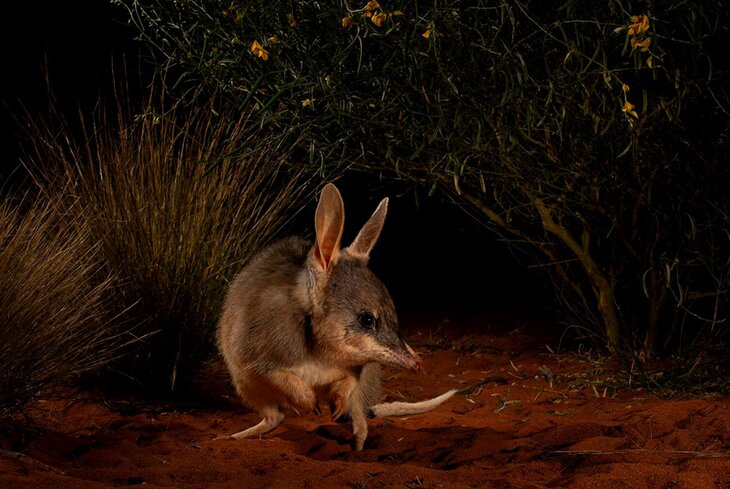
[2,314,729,488]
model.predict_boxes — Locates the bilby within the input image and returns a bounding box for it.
[216,183,455,449]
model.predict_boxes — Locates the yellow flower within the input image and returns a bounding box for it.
[622,83,630,93]
[646,56,654,68]
[371,12,388,27]
[250,40,269,61]
[301,98,314,108]
[267,35,279,45]
[287,12,298,28]
[628,15,650,36]
[364,0,380,10]
[341,16,356,27]
[631,37,652,52]
[622,100,638,119]
[422,24,432,39]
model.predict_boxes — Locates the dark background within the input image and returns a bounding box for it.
[0,0,549,317]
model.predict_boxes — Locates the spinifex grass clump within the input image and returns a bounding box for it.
[27,101,311,394]
[118,0,730,359]
[0,198,124,413]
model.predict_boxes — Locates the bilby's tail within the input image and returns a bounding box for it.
[368,389,457,418]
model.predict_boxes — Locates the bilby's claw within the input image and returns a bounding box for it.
[330,393,347,419]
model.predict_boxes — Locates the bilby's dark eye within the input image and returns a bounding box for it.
[358,312,376,329]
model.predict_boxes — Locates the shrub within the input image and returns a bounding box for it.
[0,197,124,413]
[26,97,313,393]
[116,0,729,358]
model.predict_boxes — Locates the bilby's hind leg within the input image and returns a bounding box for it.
[268,370,319,414]
[222,369,316,440]
[229,405,284,439]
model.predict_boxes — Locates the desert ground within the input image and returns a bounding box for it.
[2,313,729,488]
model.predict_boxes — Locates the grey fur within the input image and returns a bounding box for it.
[216,183,454,450]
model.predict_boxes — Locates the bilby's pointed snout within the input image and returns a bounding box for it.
[380,337,422,373]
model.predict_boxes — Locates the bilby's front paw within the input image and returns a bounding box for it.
[330,392,348,419]
[329,374,356,420]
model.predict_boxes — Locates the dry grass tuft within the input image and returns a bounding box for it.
[0,197,126,413]
[25,100,313,394]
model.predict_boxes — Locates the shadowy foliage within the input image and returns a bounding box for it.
[0,198,127,414]
[116,0,729,358]
[25,94,313,394]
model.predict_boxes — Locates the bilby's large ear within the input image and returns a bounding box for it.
[347,197,388,258]
[313,183,345,271]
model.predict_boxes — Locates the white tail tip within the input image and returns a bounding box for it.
[370,389,458,418]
